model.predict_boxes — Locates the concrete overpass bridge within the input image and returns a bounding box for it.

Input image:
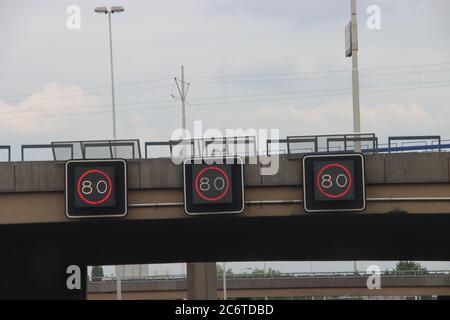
[2,134,450,298]
[88,271,450,300]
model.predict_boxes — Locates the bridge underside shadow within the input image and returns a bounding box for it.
[2,214,450,264]
[2,214,450,299]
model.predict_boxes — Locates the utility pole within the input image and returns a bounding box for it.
[175,65,190,134]
[222,262,227,300]
[351,0,360,273]
[116,265,122,300]
[346,0,361,274]
[174,66,191,158]
[350,0,361,152]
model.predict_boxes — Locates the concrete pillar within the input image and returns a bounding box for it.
[187,262,217,300]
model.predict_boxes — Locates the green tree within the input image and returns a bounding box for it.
[266,267,282,277]
[91,265,104,281]
[393,261,428,275]
[245,267,282,277]
[251,267,265,276]
[216,264,234,277]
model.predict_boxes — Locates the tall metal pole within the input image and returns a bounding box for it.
[222,262,227,300]
[350,0,361,274]
[96,5,123,300]
[116,265,122,300]
[181,65,187,132]
[108,11,118,156]
[175,66,189,154]
[108,11,121,299]
[351,0,361,152]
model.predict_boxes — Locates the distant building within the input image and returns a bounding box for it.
[116,264,149,278]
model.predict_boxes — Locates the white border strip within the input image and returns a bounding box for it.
[183,156,245,216]
[302,153,366,213]
[65,159,128,219]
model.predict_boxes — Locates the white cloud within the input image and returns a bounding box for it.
[187,96,450,143]
[364,102,447,137]
[0,83,110,144]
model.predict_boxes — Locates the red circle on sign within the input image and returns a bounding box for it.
[194,166,230,202]
[316,163,353,199]
[76,169,113,205]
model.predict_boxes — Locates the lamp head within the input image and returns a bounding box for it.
[94,6,108,14]
[111,6,125,13]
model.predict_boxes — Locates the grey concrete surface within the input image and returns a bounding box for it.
[364,154,386,184]
[261,157,302,186]
[140,158,183,189]
[126,160,140,190]
[243,158,262,187]
[14,161,65,192]
[0,162,14,193]
[187,262,217,300]
[385,153,449,184]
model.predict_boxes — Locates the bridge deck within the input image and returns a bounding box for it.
[2,153,450,225]
[88,273,450,299]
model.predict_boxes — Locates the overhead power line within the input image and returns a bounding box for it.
[1,66,449,105]
[186,62,450,79]
[0,80,449,122]
[2,78,449,117]
[0,61,449,101]
[0,79,173,101]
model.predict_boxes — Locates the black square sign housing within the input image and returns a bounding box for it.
[303,153,366,213]
[65,159,127,219]
[184,157,245,215]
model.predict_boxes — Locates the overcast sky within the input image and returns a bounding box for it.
[1,0,450,273]
[1,0,449,150]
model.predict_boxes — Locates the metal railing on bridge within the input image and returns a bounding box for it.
[145,136,257,159]
[267,134,450,157]
[88,270,450,283]
[18,139,142,161]
[8,134,450,161]
[266,133,379,156]
[0,145,11,162]
[21,144,74,162]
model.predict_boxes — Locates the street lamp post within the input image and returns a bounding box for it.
[95,6,124,300]
[347,0,361,273]
[222,262,227,300]
[95,6,124,155]
[350,0,361,152]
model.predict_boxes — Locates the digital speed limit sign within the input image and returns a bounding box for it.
[65,159,127,218]
[183,157,244,215]
[302,154,366,213]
